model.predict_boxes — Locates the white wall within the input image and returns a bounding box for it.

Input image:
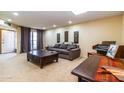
[44,15,123,57]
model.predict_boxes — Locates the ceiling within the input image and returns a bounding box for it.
[0,11,123,30]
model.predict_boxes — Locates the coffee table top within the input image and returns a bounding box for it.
[28,50,58,57]
[72,55,100,81]
[72,55,124,82]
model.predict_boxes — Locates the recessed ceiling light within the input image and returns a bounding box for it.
[72,10,87,15]
[42,27,46,30]
[13,12,19,16]
[68,20,72,24]
[7,19,12,22]
[53,24,56,27]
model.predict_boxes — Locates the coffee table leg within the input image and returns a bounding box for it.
[78,77,82,82]
[27,58,29,61]
[56,57,58,62]
[40,59,43,68]
[27,54,29,61]
[27,56,30,61]
[56,54,58,62]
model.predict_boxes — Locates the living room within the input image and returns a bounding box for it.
[0,11,124,82]
[44,14,123,57]
[1,0,124,92]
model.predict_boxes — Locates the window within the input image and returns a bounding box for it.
[30,31,37,50]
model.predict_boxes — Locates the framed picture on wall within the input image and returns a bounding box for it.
[57,33,60,43]
[74,31,79,43]
[64,31,68,42]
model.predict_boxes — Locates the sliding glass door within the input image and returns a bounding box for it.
[1,30,16,53]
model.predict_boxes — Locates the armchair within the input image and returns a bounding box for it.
[93,41,116,55]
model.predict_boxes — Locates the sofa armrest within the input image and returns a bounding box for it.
[69,48,81,60]
[92,44,100,49]
[70,48,80,52]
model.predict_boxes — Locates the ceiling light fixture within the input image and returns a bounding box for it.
[72,10,87,15]
[7,19,12,22]
[13,12,19,16]
[53,24,56,28]
[42,27,46,30]
[68,20,72,24]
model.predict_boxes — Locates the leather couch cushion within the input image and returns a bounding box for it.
[57,49,69,55]
[48,48,57,51]
[97,45,109,50]
[59,44,68,49]
[67,45,77,50]
[48,48,69,55]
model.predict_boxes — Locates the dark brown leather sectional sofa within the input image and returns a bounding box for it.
[47,43,81,61]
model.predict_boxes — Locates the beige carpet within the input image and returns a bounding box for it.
[0,53,85,82]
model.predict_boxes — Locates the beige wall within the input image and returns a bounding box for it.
[122,13,124,44]
[44,15,123,57]
[0,29,1,53]
[15,27,21,54]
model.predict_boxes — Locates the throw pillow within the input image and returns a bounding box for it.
[54,44,60,48]
[67,45,77,50]
[59,44,68,49]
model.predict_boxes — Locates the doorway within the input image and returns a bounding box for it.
[1,30,16,53]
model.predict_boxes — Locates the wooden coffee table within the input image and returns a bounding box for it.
[27,50,58,68]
